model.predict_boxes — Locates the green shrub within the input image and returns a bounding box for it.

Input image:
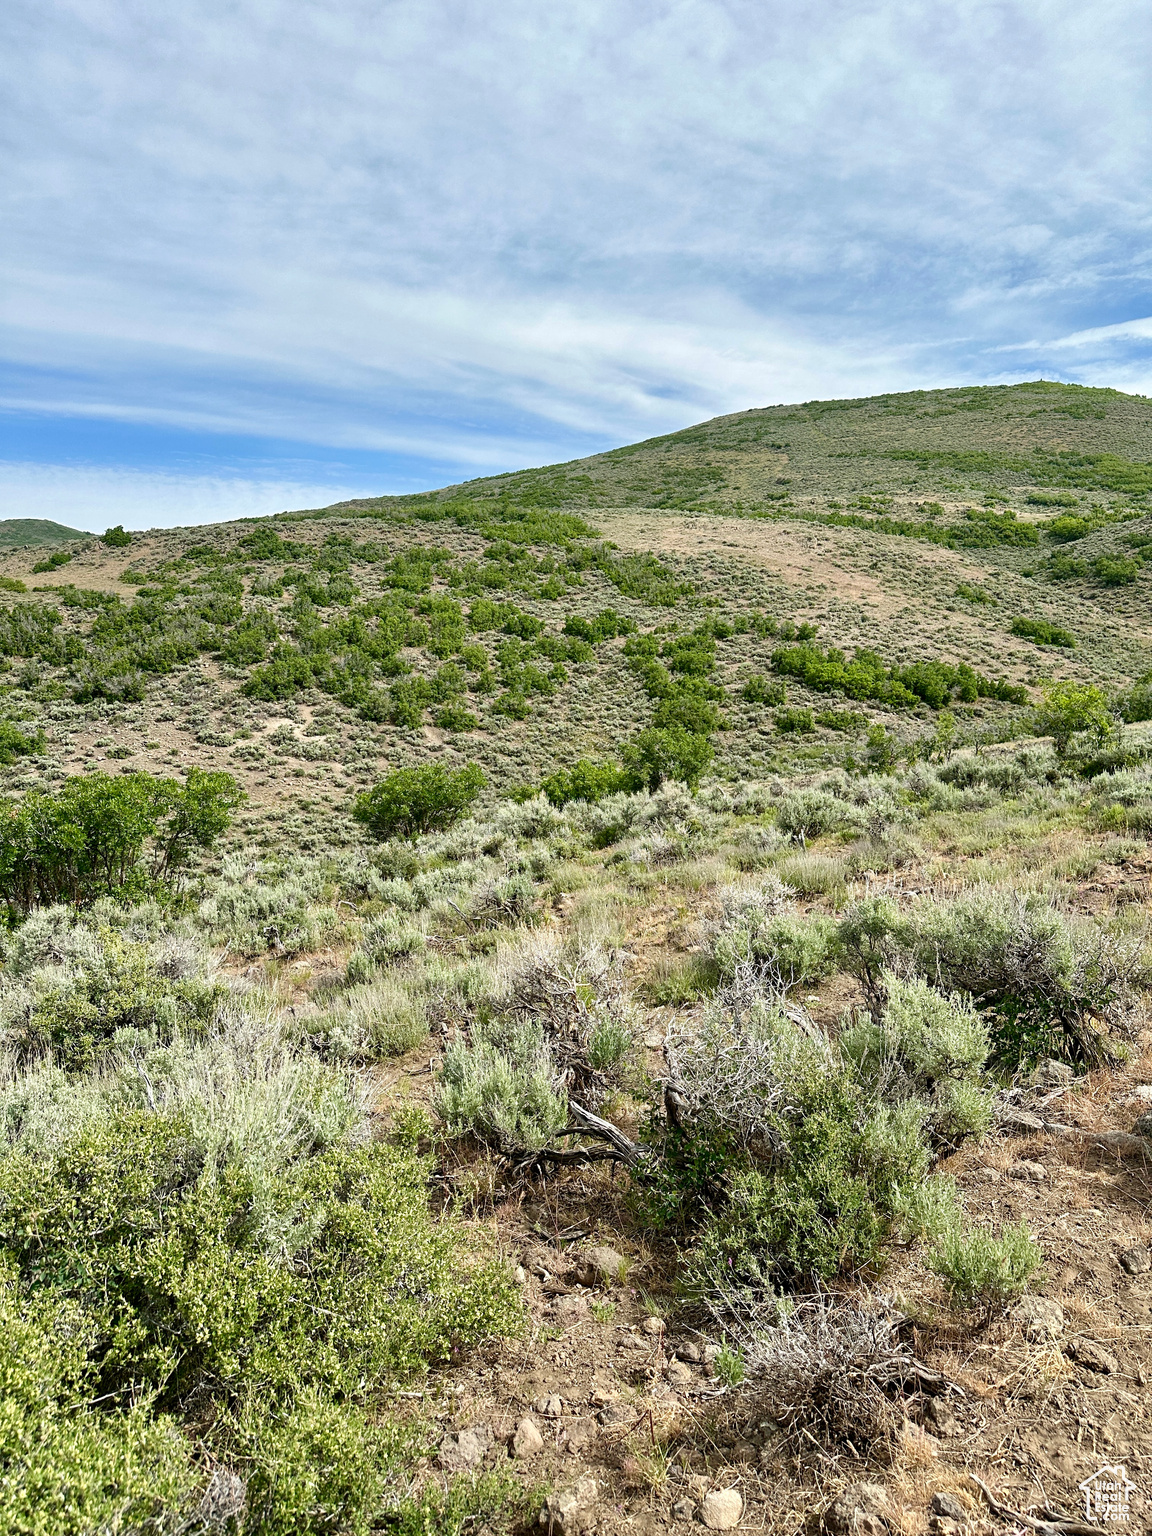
[539,758,631,807]
[711,883,839,988]
[621,726,713,792]
[1011,616,1075,648]
[742,673,786,705]
[0,1278,197,1536]
[587,1016,633,1073]
[772,643,1025,709]
[663,1001,931,1283]
[1092,554,1139,585]
[353,763,485,841]
[1033,679,1113,755]
[775,787,851,843]
[32,550,72,574]
[3,925,226,1071]
[437,1017,566,1153]
[0,769,244,920]
[840,975,993,1147]
[865,724,899,773]
[100,525,132,547]
[563,608,634,642]
[1045,550,1088,579]
[815,707,867,732]
[0,720,44,765]
[1029,491,1079,508]
[955,581,994,603]
[0,1113,518,1403]
[775,706,814,734]
[838,886,1131,1067]
[435,703,479,731]
[927,1219,1042,1309]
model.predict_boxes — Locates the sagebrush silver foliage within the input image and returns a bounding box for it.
[709,877,838,991]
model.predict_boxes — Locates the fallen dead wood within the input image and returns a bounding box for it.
[515,1099,650,1178]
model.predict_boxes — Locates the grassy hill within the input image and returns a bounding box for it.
[1,383,1151,1533]
[0,516,85,548]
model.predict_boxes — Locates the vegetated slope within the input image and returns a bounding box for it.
[1,386,1152,1534]
[0,517,85,547]
[2,383,1151,840]
[347,377,1152,514]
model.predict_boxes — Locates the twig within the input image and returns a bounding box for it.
[969,1474,1100,1535]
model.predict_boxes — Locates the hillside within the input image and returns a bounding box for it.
[0,382,1150,1535]
[0,516,85,547]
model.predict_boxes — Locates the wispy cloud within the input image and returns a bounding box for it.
[3,0,1152,516]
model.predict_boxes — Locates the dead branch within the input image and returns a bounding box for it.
[969,1474,1100,1535]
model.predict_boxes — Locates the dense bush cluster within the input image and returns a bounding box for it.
[0,908,520,1533]
[770,642,1026,709]
[0,769,244,920]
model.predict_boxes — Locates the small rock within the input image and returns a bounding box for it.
[1134,1111,1152,1140]
[701,1488,744,1530]
[1031,1059,1074,1089]
[1011,1296,1065,1341]
[677,1340,703,1363]
[598,1402,634,1428]
[1125,1084,1152,1103]
[437,1424,492,1472]
[998,1108,1045,1135]
[643,1031,663,1049]
[930,1491,967,1522]
[545,1475,598,1536]
[702,1343,721,1363]
[513,1417,545,1458]
[1065,1336,1119,1374]
[1010,1159,1048,1183]
[1118,1244,1152,1276]
[574,1246,627,1287]
[561,1419,597,1454]
[672,1498,696,1523]
[552,1295,590,1325]
[514,1266,528,1285]
[666,1360,695,1389]
[922,1397,962,1437]
[822,1483,890,1536]
[534,1394,564,1418]
[643,1315,665,1335]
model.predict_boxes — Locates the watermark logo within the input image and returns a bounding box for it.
[1079,1465,1137,1524]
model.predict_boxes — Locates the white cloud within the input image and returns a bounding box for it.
[2,0,1152,479]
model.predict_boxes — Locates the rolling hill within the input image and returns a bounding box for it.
[0,516,86,548]
[1,382,1151,1534]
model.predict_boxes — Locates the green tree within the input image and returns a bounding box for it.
[0,770,244,919]
[539,758,630,807]
[1033,680,1114,756]
[101,525,132,547]
[865,724,899,773]
[621,726,714,793]
[353,762,485,841]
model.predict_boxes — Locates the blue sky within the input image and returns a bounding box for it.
[3,0,1152,530]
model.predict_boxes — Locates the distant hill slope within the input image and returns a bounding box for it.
[0,518,85,548]
[3,379,1152,831]
[326,380,1152,517]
